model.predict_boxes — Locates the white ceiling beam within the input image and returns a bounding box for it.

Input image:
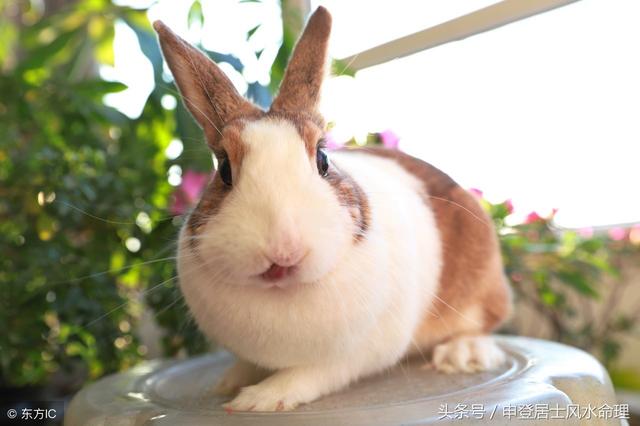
[339,0,583,71]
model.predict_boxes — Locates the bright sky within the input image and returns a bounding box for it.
[105,0,640,229]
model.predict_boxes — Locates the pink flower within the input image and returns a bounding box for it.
[181,170,209,202]
[578,227,594,238]
[171,170,211,215]
[504,199,514,214]
[608,227,627,241]
[525,211,542,224]
[171,194,187,216]
[324,131,343,150]
[510,272,523,283]
[379,129,400,149]
[468,188,483,199]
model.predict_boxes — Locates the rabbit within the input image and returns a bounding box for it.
[153,5,511,412]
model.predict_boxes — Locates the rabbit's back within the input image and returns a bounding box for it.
[346,147,511,351]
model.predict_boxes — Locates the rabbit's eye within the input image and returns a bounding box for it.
[219,158,232,185]
[316,148,329,177]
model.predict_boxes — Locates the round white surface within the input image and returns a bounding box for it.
[66,336,621,425]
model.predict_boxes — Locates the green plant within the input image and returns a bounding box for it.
[0,1,179,387]
[485,199,640,368]
[0,0,285,392]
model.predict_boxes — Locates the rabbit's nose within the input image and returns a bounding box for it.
[266,233,306,268]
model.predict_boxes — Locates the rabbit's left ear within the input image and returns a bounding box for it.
[270,6,332,122]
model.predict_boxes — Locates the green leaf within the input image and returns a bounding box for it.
[541,290,557,306]
[555,270,598,298]
[331,58,356,77]
[246,24,260,40]
[95,25,115,66]
[188,0,204,28]
[601,339,621,366]
[0,19,17,65]
[18,28,82,71]
[610,368,640,391]
[269,17,298,92]
[578,238,603,253]
[74,80,128,95]
[120,8,152,32]
[612,315,633,332]
[533,270,549,285]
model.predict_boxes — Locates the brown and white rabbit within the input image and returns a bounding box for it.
[153,6,511,412]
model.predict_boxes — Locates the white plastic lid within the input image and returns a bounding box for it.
[66,336,623,425]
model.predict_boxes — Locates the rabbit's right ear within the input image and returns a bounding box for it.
[270,7,332,124]
[153,21,259,147]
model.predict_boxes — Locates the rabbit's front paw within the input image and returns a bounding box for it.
[224,382,297,412]
[431,335,506,374]
[213,360,270,397]
[222,363,352,412]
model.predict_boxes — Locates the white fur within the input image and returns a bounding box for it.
[177,118,442,411]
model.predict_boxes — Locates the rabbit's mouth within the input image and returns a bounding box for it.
[261,263,292,281]
[254,246,311,285]
[256,263,303,290]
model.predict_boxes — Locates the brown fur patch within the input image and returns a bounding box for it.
[184,117,265,248]
[185,177,231,244]
[219,121,249,166]
[359,147,512,345]
[325,165,370,243]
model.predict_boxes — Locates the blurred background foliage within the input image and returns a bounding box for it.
[486,199,640,370]
[1,0,639,401]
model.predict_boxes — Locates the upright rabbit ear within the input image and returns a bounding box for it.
[153,21,259,147]
[270,7,332,121]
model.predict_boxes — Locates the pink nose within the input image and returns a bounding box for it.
[267,247,305,268]
[261,247,305,282]
[266,234,306,268]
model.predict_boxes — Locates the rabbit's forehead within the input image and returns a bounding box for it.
[219,115,322,167]
[241,119,302,151]
[238,120,306,178]
[238,118,321,161]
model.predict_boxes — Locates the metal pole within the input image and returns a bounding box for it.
[339,0,583,71]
